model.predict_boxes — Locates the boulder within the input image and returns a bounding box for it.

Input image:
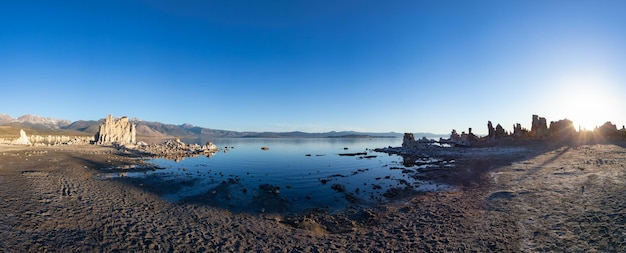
[95,114,136,145]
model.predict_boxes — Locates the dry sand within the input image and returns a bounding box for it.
[1,142,625,252]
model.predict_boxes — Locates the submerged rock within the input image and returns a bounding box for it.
[331,184,346,193]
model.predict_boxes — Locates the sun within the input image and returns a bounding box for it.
[555,82,618,131]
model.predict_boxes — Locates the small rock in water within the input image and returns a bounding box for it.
[331,184,346,192]
[261,146,269,150]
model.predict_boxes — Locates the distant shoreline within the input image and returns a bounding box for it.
[238,135,397,138]
[325,135,397,138]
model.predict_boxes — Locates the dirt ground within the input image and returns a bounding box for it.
[1,142,625,252]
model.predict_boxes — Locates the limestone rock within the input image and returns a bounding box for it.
[487,121,496,141]
[95,114,136,145]
[402,133,416,149]
[549,119,576,138]
[12,129,31,145]
[402,133,436,150]
[29,135,93,146]
[513,123,523,137]
[597,122,618,137]
[495,124,507,138]
[486,121,511,142]
[447,128,477,147]
[128,139,219,161]
[531,114,548,138]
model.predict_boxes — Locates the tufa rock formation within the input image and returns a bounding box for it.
[597,122,619,137]
[549,119,576,139]
[446,128,478,146]
[30,135,93,146]
[487,121,496,141]
[0,130,93,146]
[513,123,524,138]
[495,124,507,138]
[396,114,626,151]
[531,114,548,138]
[130,139,219,161]
[487,122,508,142]
[402,133,416,149]
[12,129,31,145]
[402,133,437,150]
[95,114,136,145]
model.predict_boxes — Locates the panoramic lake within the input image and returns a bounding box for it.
[96,138,452,214]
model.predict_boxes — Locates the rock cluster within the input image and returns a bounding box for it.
[30,135,94,146]
[446,128,478,147]
[402,133,436,150]
[486,121,511,142]
[129,139,219,161]
[0,129,93,146]
[399,114,612,149]
[95,114,136,145]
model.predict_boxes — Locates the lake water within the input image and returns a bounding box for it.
[96,138,452,214]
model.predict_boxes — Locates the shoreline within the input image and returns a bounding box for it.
[2,142,626,251]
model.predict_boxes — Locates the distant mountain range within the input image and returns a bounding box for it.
[0,114,71,129]
[0,113,446,139]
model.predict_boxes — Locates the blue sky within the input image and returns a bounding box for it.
[1,1,625,134]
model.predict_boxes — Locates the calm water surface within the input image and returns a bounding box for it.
[97,138,450,214]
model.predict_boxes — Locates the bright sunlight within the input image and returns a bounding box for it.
[554,78,619,131]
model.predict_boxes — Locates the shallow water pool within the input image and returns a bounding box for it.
[96,138,452,214]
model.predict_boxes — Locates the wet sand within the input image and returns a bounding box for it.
[1,143,625,251]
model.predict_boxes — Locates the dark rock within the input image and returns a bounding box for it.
[549,118,576,140]
[338,152,367,156]
[331,184,346,193]
[531,114,549,138]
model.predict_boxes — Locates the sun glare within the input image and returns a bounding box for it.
[555,81,618,131]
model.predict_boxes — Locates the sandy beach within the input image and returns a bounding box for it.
[1,142,625,252]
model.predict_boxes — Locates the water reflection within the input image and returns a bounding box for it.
[96,138,453,214]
